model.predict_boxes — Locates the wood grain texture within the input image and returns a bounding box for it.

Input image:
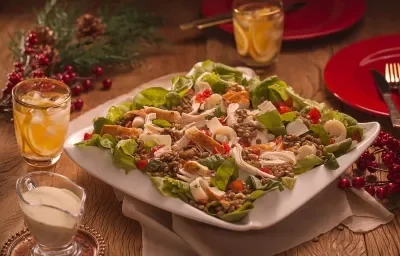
[0,0,400,255]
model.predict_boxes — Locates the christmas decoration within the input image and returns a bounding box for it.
[0,0,161,116]
[338,130,400,209]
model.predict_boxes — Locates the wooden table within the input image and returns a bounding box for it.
[1,0,400,255]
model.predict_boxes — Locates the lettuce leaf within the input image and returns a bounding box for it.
[256,110,286,136]
[198,155,225,170]
[112,139,138,172]
[293,154,324,175]
[324,153,339,170]
[269,82,289,101]
[251,76,279,108]
[165,91,182,110]
[323,138,352,157]
[171,76,193,97]
[281,176,297,190]
[132,87,169,109]
[321,109,358,126]
[280,111,297,122]
[286,87,326,111]
[93,117,114,134]
[150,176,193,203]
[213,63,243,83]
[205,201,254,222]
[200,72,229,94]
[75,134,102,147]
[245,175,283,191]
[211,158,238,191]
[106,106,125,122]
[346,125,364,142]
[75,134,117,150]
[309,124,330,145]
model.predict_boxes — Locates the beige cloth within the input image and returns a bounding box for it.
[68,73,393,256]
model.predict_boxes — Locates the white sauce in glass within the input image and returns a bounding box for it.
[20,186,82,248]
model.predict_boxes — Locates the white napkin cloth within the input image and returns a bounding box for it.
[68,72,393,256]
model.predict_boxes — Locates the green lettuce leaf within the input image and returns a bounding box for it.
[321,109,358,127]
[323,138,352,157]
[246,76,261,93]
[150,176,192,203]
[75,134,102,147]
[198,155,225,170]
[153,119,172,128]
[251,76,280,108]
[346,125,364,142]
[293,154,324,175]
[324,153,339,170]
[280,111,297,122]
[281,176,297,190]
[286,87,326,111]
[256,110,287,136]
[165,91,182,110]
[93,117,114,134]
[269,82,289,102]
[213,63,243,83]
[309,124,330,145]
[171,76,193,96]
[211,158,238,191]
[106,106,125,122]
[246,190,266,201]
[200,72,229,94]
[245,175,283,191]
[205,201,254,222]
[75,134,117,151]
[132,87,169,109]
[112,139,138,172]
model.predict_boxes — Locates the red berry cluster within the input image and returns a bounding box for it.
[1,30,114,114]
[338,131,400,200]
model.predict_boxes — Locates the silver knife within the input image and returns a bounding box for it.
[370,69,400,128]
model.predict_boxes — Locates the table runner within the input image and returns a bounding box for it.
[68,72,393,256]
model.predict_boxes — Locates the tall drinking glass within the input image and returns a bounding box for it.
[233,0,284,67]
[16,171,86,256]
[12,78,71,167]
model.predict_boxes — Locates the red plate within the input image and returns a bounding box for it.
[201,0,366,41]
[324,34,400,116]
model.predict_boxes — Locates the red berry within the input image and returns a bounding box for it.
[27,36,38,45]
[366,185,375,196]
[385,182,398,196]
[92,66,104,76]
[376,187,387,199]
[74,98,84,110]
[387,173,394,181]
[8,72,22,85]
[351,176,365,189]
[24,47,34,55]
[382,151,395,167]
[373,138,382,147]
[69,72,77,79]
[390,164,400,174]
[31,63,38,69]
[367,161,378,173]
[54,73,63,80]
[37,54,49,66]
[72,85,83,96]
[338,178,351,189]
[64,65,74,72]
[82,79,92,91]
[102,79,112,90]
[356,159,369,171]
[14,62,23,69]
[32,70,44,78]
[6,82,14,90]
[62,74,71,83]
[361,151,375,162]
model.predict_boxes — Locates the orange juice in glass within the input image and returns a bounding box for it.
[233,0,284,67]
[12,78,71,167]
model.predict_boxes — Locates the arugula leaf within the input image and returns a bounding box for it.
[198,155,226,170]
[171,76,193,96]
[293,154,324,175]
[309,124,330,145]
[112,139,138,172]
[324,153,339,170]
[150,176,193,203]
[280,111,297,122]
[256,109,287,136]
[211,158,238,191]
[205,201,254,222]
[93,117,114,134]
[152,119,172,128]
[165,91,182,110]
[132,87,169,109]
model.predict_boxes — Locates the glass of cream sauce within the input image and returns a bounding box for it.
[16,171,86,256]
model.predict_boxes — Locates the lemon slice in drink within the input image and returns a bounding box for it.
[24,111,64,157]
[233,19,250,56]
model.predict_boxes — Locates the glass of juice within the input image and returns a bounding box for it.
[16,171,86,256]
[12,78,71,167]
[233,0,284,67]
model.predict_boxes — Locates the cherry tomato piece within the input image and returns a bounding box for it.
[229,179,245,193]
[136,159,148,171]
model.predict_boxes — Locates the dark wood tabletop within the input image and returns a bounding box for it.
[1,0,400,255]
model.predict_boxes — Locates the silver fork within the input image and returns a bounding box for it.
[385,63,400,89]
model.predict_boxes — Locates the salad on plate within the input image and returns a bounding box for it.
[75,60,364,222]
